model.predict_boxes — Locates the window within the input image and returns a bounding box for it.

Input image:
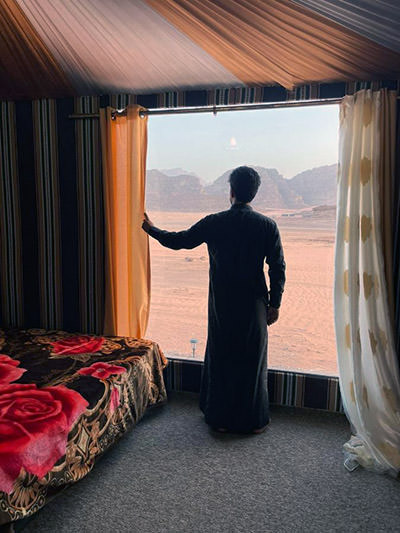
[145,105,339,376]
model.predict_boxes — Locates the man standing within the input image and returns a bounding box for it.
[142,166,286,434]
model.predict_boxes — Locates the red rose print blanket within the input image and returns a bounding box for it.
[0,328,167,526]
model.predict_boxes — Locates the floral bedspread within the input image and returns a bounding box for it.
[0,328,167,526]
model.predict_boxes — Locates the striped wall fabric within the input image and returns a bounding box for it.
[32,99,62,329]
[163,359,344,413]
[0,102,23,327]
[0,97,104,333]
[74,97,104,334]
[119,79,400,109]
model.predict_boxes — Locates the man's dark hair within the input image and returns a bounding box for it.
[229,166,261,203]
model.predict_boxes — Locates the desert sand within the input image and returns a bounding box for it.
[146,210,337,376]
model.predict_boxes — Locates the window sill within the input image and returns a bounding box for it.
[164,357,343,413]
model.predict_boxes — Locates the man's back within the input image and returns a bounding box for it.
[205,204,285,309]
[206,204,282,299]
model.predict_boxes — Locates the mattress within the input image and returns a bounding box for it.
[0,328,167,526]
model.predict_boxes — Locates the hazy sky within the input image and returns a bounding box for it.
[147,104,339,182]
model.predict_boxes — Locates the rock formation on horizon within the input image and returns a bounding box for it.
[289,164,337,206]
[145,163,338,212]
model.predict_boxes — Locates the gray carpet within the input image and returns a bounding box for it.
[24,392,399,533]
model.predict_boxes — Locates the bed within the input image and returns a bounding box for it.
[0,327,167,527]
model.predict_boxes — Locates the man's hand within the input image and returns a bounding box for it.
[142,212,154,233]
[267,306,279,326]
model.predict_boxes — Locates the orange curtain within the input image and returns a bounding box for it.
[100,105,150,338]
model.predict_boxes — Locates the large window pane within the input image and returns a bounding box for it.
[145,106,339,375]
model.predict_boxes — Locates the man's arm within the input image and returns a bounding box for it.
[265,221,286,324]
[142,212,211,250]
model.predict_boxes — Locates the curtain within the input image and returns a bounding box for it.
[378,90,397,328]
[394,103,400,363]
[335,89,400,475]
[100,105,150,338]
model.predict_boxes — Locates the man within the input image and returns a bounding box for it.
[142,166,286,434]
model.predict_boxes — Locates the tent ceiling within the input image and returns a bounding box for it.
[0,0,399,100]
[0,0,74,99]
[14,0,241,96]
[291,0,400,53]
[147,0,400,90]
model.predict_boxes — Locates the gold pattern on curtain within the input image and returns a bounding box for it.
[145,0,400,90]
[335,89,400,475]
[100,105,150,338]
[0,0,74,99]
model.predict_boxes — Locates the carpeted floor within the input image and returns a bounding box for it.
[23,392,399,533]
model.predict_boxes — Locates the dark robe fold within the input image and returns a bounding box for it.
[147,203,286,432]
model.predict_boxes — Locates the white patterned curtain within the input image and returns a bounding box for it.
[335,89,400,475]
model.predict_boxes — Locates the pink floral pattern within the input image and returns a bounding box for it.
[0,328,167,525]
[109,387,120,414]
[77,362,126,380]
[0,384,88,494]
[51,336,105,356]
[0,354,26,385]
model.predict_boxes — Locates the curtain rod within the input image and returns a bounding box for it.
[68,97,343,119]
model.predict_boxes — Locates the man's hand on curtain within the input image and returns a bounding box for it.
[267,306,279,326]
[142,212,154,233]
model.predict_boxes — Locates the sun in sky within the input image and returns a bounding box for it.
[228,136,238,150]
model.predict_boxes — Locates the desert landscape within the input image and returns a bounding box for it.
[146,206,337,377]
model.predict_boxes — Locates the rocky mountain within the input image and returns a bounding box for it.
[160,168,199,177]
[145,164,337,211]
[289,164,337,206]
[146,169,203,211]
[204,167,304,210]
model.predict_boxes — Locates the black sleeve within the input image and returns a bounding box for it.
[146,215,212,250]
[265,221,286,308]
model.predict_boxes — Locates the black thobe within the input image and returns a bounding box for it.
[147,203,286,432]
